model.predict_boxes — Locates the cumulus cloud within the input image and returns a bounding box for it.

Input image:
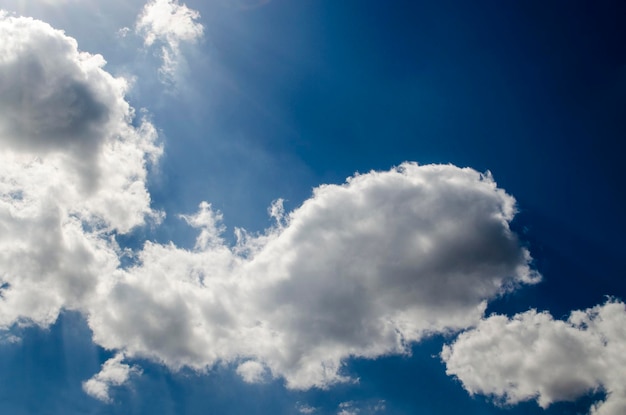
[135,0,203,82]
[236,360,268,383]
[85,163,539,390]
[83,353,140,402]
[441,300,626,415]
[0,13,160,328]
[0,10,541,399]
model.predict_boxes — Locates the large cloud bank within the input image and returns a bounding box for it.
[442,300,626,415]
[0,11,546,403]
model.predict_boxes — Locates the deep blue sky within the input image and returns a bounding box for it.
[149,0,626,312]
[0,1,625,414]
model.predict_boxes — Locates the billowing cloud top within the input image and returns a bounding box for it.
[0,7,559,406]
[442,300,626,415]
[0,12,161,328]
[86,163,540,391]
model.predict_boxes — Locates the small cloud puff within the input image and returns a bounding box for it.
[236,360,268,383]
[442,299,626,415]
[296,402,317,414]
[83,353,140,402]
[135,0,203,83]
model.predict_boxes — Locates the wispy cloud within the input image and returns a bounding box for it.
[337,400,386,415]
[135,0,203,84]
[296,402,317,414]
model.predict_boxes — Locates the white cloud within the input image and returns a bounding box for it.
[236,360,268,383]
[337,399,386,415]
[0,10,542,399]
[83,353,140,402]
[86,163,539,390]
[338,401,359,415]
[441,300,626,415]
[0,13,160,328]
[135,0,203,83]
[296,402,317,414]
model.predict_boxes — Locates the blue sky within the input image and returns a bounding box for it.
[0,1,624,414]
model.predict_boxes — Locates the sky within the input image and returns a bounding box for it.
[0,0,624,414]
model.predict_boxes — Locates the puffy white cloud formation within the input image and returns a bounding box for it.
[83,353,140,402]
[0,10,541,399]
[135,0,203,82]
[0,13,160,327]
[441,300,626,415]
[86,163,539,390]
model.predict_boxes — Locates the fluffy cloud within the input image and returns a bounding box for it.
[236,360,268,383]
[83,353,140,402]
[441,300,626,415]
[0,13,160,328]
[0,10,541,400]
[135,0,203,82]
[86,163,539,390]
